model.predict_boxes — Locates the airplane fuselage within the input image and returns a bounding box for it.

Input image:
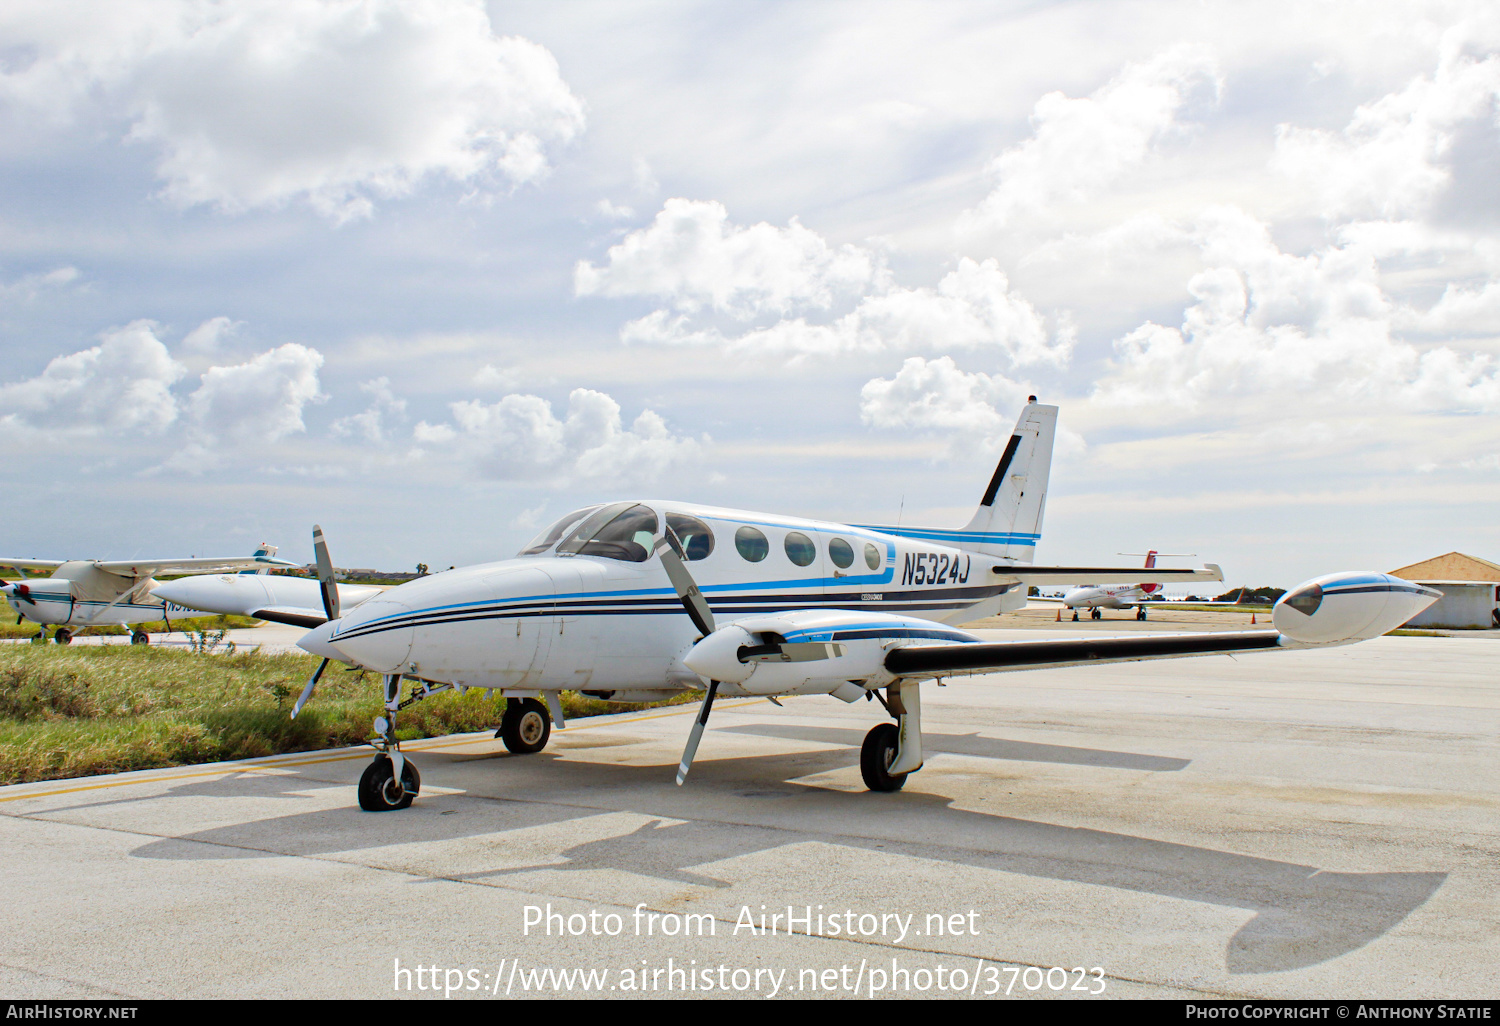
[1062,583,1152,609]
[321,500,1029,696]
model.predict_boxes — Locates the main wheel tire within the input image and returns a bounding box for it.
[358,756,419,811]
[499,698,551,754]
[860,722,908,793]
[131,630,149,645]
[54,628,72,645]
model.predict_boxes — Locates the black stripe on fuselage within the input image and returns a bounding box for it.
[331,585,1014,641]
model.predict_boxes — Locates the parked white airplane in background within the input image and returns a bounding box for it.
[281,399,1436,812]
[152,529,384,628]
[0,545,298,644]
[1059,550,1198,620]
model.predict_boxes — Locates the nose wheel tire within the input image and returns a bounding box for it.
[498,698,552,754]
[358,756,420,812]
[860,722,908,793]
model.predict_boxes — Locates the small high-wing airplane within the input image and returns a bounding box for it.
[281,399,1437,812]
[0,545,298,644]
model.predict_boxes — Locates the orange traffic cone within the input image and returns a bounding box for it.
[1055,608,1061,622]
[1251,613,1256,624]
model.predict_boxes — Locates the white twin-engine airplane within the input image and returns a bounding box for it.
[272,399,1437,812]
[1059,550,1195,620]
[0,546,298,644]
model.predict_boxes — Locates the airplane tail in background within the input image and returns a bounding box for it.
[1142,550,1160,594]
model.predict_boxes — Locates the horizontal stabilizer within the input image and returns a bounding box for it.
[995,563,1223,585]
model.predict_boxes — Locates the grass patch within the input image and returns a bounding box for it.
[0,645,696,785]
[0,613,260,640]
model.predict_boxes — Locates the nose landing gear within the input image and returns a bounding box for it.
[358,755,420,811]
[357,671,442,812]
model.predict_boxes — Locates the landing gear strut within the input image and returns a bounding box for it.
[860,680,923,793]
[358,672,428,812]
[497,698,551,754]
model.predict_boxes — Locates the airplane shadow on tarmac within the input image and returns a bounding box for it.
[116,732,1445,977]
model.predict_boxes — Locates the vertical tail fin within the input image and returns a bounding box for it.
[960,400,1057,562]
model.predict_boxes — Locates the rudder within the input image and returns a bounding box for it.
[960,399,1057,562]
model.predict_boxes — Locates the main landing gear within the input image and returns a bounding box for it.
[1090,607,1102,620]
[53,628,72,645]
[497,698,551,754]
[131,630,150,645]
[860,680,924,793]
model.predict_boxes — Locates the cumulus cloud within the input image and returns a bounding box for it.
[415,387,702,485]
[859,356,1031,443]
[0,0,584,221]
[331,376,407,443]
[0,320,185,436]
[183,344,325,444]
[584,200,1072,365]
[575,198,879,317]
[1272,36,1500,220]
[1090,206,1500,418]
[969,46,1222,229]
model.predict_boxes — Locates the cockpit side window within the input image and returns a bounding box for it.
[556,503,659,562]
[665,513,715,561]
[517,505,605,556]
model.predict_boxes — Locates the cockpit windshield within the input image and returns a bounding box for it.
[555,503,660,562]
[517,505,604,556]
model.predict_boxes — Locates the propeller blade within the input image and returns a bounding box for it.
[676,679,719,786]
[655,526,715,638]
[312,524,339,621]
[291,657,328,719]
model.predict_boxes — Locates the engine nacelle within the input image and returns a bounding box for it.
[683,609,980,696]
[1273,572,1440,645]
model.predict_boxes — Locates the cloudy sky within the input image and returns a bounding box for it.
[1,0,1497,587]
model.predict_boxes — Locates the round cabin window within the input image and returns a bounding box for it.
[784,532,816,567]
[735,526,769,562]
[828,537,854,569]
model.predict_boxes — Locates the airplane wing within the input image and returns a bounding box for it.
[93,555,300,577]
[993,563,1223,585]
[0,558,66,572]
[886,629,1283,678]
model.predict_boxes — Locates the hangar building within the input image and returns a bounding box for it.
[1391,552,1500,629]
